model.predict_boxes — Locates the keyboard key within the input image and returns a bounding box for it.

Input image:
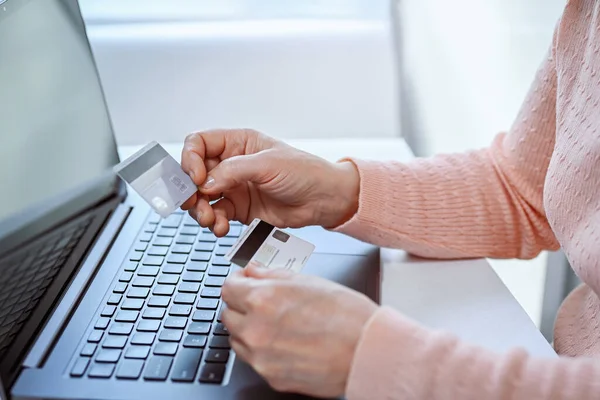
[217,305,225,322]
[138,266,161,276]
[148,213,161,224]
[143,224,157,233]
[129,251,144,262]
[147,296,170,308]
[217,237,237,246]
[205,349,229,363]
[182,272,204,282]
[174,294,196,304]
[143,355,173,381]
[164,316,188,329]
[95,349,121,363]
[95,318,110,330]
[113,282,127,294]
[131,332,156,346]
[172,244,192,254]
[163,263,184,274]
[127,287,150,299]
[121,298,145,310]
[88,330,104,343]
[132,276,155,287]
[157,228,177,237]
[201,288,221,298]
[171,348,203,382]
[214,246,229,256]
[116,359,144,380]
[88,363,115,378]
[154,342,179,356]
[187,322,211,335]
[122,261,138,272]
[80,343,97,357]
[134,242,148,252]
[70,357,90,377]
[125,345,151,360]
[211,257,231,267]
[205,277,225,287]
[159,329,183,342]
[158,274,179,285]
[115,310,139,323]
[199,363,225,384]
[179,282,201,293]
[227,225,242,237]
[192,310,215,322]
[190,252,211,262]
[194,242,215,252]
[102,335,127,349]
[169,305,192,317]
[119,272,133,283]
[109,322,134,335]
[107,293,122,305]
[148,246,168,256]
[208,266,229,276]
[167,254,188,264]
[183,215,198,226]
[141,257,164,267]
[196,298,219,310]
[101,305,116,317]
[153,237,173,247]
[213,323,229,336]
[186,261,208,272]
[137,319,161,332]
[209,336,230,349]
[180,226,199,236]
[143,308,166,320]
[176,235,195,245]
[153,284,175,296]
[183,334,207,348]
[162,214,182,228]
[197,233,217,242]
[139,232,153,242]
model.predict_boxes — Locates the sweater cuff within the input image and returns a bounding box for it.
[345,306,434,400]
[333,158,392,238]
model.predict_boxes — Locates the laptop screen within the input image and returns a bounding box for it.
[0,0,119,235]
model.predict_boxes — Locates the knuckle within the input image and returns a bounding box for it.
[246,287,274,312]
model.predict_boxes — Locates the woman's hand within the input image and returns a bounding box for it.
[221,264,378,397]
[180,129,359,236]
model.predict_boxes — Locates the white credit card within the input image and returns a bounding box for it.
[113,141,197,218]
[225,219,315,273]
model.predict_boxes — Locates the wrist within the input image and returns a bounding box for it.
[322,161,359,229]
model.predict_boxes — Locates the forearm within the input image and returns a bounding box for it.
[347,307,600,400]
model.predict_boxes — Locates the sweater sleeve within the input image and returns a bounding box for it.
[346,307,600,400]
[335,29,561,260]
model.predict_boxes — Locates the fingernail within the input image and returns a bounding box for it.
[189,169,195,181]
[196,212,203,223]
[202,176,215,189]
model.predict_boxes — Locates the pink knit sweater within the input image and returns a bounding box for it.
[337,2,600,398]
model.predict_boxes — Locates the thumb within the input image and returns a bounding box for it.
[244,262,294,280]
[199,153,272,195]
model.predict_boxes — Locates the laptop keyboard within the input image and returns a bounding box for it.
[71,211,241,384]
[0,216,92,360]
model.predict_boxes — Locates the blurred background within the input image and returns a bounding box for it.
[79,0,566,330]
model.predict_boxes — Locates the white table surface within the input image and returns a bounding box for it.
[119,138,556,358]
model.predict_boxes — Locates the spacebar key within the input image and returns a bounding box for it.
[171,348,203,382]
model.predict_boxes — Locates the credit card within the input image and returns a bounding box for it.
[225,219,315,272]
[113,141,197,218]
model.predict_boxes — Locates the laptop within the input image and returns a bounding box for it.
[0,1,380,399]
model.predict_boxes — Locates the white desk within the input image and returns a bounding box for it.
[119,138,556,358]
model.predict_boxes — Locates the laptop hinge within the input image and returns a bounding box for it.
[22,204,131,369]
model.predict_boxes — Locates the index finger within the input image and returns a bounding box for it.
[221,269,255,314]
[181,129,257,187]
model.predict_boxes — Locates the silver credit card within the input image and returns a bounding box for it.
[114,141,197,218]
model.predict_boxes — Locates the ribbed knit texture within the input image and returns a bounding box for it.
[336,1,600,398]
